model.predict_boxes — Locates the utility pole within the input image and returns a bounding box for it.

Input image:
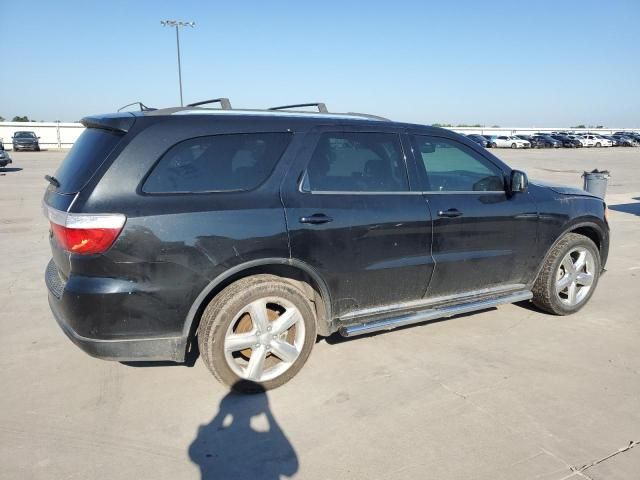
[160,20,195,106]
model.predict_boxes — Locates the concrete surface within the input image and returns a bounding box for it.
[1,148,639,480]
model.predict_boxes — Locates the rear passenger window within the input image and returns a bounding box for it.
[305,132,408,192]
[411,135,504,192]
[143,133,291,193]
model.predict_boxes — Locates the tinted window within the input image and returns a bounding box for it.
[54,128,124,194]
[410,136,504,192]
[144,133,291,193]
[305,132,408,192]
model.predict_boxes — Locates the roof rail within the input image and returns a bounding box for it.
[186,98,232,109]
[269,102,328,113]
[346,112,390,121]
[117,101,156,112]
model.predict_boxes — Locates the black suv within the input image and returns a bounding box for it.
[12,131,40,151]
[44,101,609,392]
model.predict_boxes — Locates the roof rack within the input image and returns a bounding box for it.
[345,112,390,121]
[117,101,156,112]
[269,103,328,113]
[186,98,232,109]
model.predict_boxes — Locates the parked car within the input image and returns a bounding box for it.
[466,134,490,148]
[531,135,561,148]
[581,134,611,147]
[624,132,640,143]
[0,149,12,168]
[43,101,610,392]
[550,135,581,148]
[600,135,620,146]
[486,135,530,148]
[566,135,590,147]
[612,135,640,147]
[12,131,40,151]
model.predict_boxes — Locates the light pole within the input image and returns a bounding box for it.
[161,20,195,107]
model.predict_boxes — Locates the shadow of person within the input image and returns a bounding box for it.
[189,383,298,479]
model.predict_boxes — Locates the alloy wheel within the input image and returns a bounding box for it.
[555,247,595,306]
[223,297,305,382]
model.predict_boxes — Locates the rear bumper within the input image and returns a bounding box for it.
[45,259,188,362]
[49,294,186,361]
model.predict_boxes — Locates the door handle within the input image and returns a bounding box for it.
[438,208,463,218]
[299,213,333,225]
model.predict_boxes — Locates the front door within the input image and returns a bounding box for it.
[282,128,434,317]
[407,133,538,298]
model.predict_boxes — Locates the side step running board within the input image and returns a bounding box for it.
[339,290,532,337]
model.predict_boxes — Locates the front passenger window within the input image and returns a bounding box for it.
[411,136,504,192]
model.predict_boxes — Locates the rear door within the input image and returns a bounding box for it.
[407,133,538,298]
[281,126,434,317]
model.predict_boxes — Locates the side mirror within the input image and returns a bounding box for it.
[510,170,528,194]
[37,136,41,139]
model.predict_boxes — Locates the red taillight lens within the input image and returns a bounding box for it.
[45,204,126,255]
[50,223,123,254]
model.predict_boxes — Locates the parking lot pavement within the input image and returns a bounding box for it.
[1,149,639,480]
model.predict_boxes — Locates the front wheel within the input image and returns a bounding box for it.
[532,233,601,315]
[511,143,517,149]
[595,142,601,148]
[198,275,317,393]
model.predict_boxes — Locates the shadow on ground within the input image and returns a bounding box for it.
[0,167,23,173]
[609,198,640,217]
[189,384,298,479]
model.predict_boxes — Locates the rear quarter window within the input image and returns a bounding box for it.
[143,133,292,193]
[54,128,124,194]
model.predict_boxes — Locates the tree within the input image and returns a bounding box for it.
[571,124,586,129]
[432,123,453,128]
[12,115,30,122]
[0,116,4,122]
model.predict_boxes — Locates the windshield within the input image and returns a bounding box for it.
[15,132,36,138]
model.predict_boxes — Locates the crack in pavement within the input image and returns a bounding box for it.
[558,440,638,480]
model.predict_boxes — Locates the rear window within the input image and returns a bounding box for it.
[54,128,124,194]
[143,133,291,194]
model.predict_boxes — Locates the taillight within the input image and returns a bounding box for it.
[44,204,126,255]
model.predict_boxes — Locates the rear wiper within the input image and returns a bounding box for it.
[44,175,60,188]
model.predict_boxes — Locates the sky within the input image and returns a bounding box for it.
[1,0,639,127]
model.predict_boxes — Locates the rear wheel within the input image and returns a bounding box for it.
[198,275,317,393]
[532,233,600,315]
[511,143,517,149]
[595,142,601,148]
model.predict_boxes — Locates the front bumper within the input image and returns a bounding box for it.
[45,260,187,362]
[13,144,38,150]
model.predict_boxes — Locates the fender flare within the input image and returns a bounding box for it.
[180,257,333,340]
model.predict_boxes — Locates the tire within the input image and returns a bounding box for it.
[491,142,497,148]
[511,143,517,149]
[198,274,317,393]
[35,146,41,151]
[532,233,601,315]
[595,142,601,148]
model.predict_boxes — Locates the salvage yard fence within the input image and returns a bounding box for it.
[0,121,638,151]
